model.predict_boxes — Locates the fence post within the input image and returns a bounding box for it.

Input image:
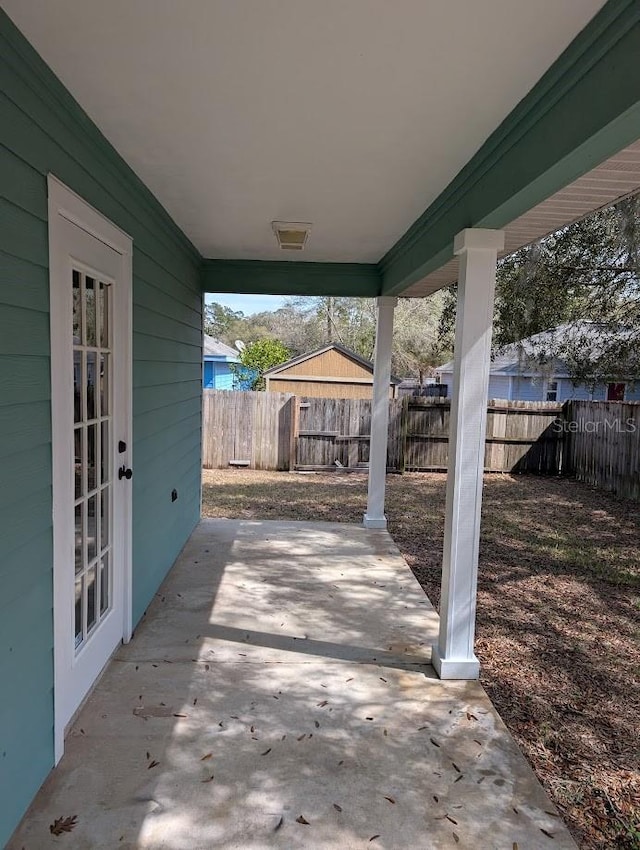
[288,395,299,472]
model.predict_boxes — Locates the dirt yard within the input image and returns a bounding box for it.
[202,468,640,849]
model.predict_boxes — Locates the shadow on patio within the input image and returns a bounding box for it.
[9,519,576,849]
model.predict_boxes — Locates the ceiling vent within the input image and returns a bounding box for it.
[272,221,312,251]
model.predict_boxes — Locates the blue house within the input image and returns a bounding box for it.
[203,335,240,390]
[2,2,640,845]
[436,324,640,403]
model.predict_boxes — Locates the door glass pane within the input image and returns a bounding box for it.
[75,576,83,648]
[85,276,96,346]
[86,352,97,420]
[101,420,109,485]
[74,504,83,573]
[87,495,97,562]
[74,427,84,499]
[100,353,109,416]
[87,424,97,492]
[100,554,109,616]
[73,351,83,423]
[100,487,109,551]
[73,270,82,343]
[99,282,109,347]
[86,565,97,632]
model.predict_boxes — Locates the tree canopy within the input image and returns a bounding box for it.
[437,195,640,386]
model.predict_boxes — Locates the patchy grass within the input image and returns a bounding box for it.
[202,468,640,849]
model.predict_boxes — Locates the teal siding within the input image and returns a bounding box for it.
[0,10,203,845]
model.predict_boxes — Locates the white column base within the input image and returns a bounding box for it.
[363,513,387,529]
[431,645,480,680]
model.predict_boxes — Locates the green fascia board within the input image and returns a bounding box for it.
[202,259,381,297]
[0,8,201,267]
[380,0,640,295]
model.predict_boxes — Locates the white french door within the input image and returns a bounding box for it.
[48,177,133,762]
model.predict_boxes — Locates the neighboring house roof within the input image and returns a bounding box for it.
[203,335,240,359]
[436,322,635,379]
[264,342,402,384]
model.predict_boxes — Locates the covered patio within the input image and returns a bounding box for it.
[2,1,640,845]
[8,519,576,849]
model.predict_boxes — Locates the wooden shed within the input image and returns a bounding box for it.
[264,343,400,399]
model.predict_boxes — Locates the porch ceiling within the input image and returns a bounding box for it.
[2,0,607,271]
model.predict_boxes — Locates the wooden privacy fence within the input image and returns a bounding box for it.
[202,389,295,470]
[565,400,640,500]
[203,391,565,474]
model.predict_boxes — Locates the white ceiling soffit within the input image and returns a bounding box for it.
[402,140,640,298]
[2,0,607,262]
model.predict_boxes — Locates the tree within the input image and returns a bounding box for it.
[232,338,290,391]
[437,195,640,386]
[393,293,450,382]
[203,302,245,341]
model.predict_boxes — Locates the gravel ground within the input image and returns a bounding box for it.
[202,468,640,849]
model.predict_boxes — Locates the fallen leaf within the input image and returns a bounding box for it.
[466,712,478,721]
[200,753,213,761]
[333,803,342,812]
[296,815,310,825]
[49,815,78,836]
[148,760,159,769]
[384,796,396,804]
[261,748,272,756]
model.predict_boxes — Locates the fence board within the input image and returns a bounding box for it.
[565,400,640,500]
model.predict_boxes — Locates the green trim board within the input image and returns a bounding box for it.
[202,259,381,297]
[380,0,640,295]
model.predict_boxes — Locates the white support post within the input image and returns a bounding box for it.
[363,296,397,529]
[432,228,504,680]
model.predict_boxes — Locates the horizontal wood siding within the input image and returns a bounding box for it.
[0,12,202,845]
[267,378,383,399]
[279,348,373,379]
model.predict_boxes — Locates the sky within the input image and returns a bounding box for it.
[205,293,289,316]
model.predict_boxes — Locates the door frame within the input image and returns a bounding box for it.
[48,175,133,763]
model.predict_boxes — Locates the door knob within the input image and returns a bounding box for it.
[118,465,133,480]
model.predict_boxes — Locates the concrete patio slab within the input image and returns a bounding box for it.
[8,520,577,849]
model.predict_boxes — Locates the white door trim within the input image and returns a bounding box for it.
[48,175,133,763]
